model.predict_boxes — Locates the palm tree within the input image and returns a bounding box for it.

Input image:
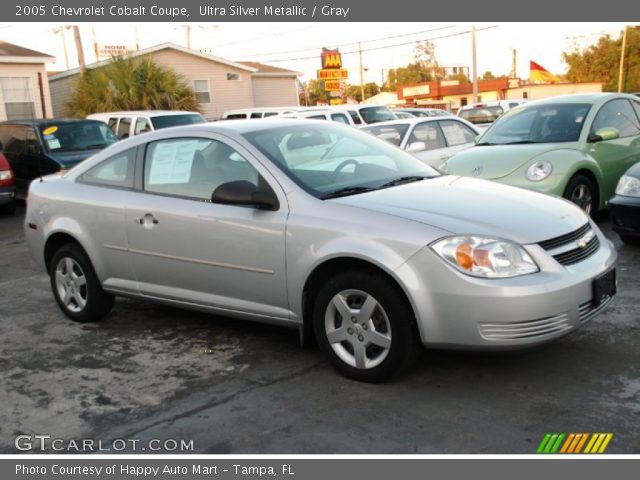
[65,56,200,116]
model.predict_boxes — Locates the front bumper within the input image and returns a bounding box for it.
[609,195,640,238]
[0,186,15,205]
[394,225,617,349]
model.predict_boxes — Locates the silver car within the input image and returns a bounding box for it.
[25,120,617,382]
[362,117,480,168]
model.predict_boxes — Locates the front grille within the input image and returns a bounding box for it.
[538,223,600,266]
[552,235,600,266]
[479,314,572,341]
[538,223,590,250]
[578,296,614,324]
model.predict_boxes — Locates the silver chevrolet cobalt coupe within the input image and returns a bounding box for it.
[25,120,617,382]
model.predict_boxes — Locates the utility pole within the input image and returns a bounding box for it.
[54,26,70,70]
[509,49,517,79]
[91,27,99,62]
[186,25,191,49]
[72,25,86,74]
[135,26,140,51]
[471,25,478,103]
[358,42,365,103]
[618,25,628,93]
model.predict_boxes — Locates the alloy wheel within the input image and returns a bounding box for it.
[54,257,88,313]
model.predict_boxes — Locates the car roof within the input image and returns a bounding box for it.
[524,93,637,106]
[0,118,107,126]
[88,110,201,117]
[361,117,445,128]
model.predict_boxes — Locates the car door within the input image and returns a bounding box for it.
[124,134,290,320]
[588,98,640,202]
[437,119,479,162]
[404,120,449,167]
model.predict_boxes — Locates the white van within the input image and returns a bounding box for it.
[221,107,301,120]
[330,104,397,126]
[279,108,356,126]
[457,100,526,130]
[87,111,205,140]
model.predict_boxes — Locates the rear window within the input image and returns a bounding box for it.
[459,106,504,125]
[359,106,396,124]
[150,114,206,130]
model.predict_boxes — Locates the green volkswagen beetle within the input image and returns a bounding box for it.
[443,93,640,214]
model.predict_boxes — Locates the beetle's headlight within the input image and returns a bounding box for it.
[431,236,539,278]
[615,175,640,197]
[526,160,553,182]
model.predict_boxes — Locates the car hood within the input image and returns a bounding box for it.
[446,143,576,179]
[332,175,587,245]
[48,149,103,168]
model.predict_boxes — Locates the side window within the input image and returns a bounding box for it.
[439,120,477,146]
[264,112,279,118]
[25,127,41,154]
[117,117,131,139]
[79,148,136,188]
[250,112,263,119]
[348,110,362,125]
[632,101,640,124]
[331,113,350,124]
[408,122,446,150]
[591,99,640,138]
[107,118,118,133]
[144,138,260,202]
[3,125,26,154]
[134,118,152,135]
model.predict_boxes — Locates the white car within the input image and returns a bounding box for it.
[457,100,527,130]
[87,111,205,140]
[362,117,480,168]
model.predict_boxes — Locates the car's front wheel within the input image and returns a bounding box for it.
[50,243,114,322]
[564,174,597,215]
[313,271,419,382]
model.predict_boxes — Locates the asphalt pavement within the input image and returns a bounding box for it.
[0,204,638,454]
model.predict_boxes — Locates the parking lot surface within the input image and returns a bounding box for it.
[1,205,638,454]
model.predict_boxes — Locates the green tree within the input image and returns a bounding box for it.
[386,63,431,91]
[562,26,640,92]
[65,56,200,116]
[345,82,380,102]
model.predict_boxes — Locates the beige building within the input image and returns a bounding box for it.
[0,41,55,121]
[49,43,300,120]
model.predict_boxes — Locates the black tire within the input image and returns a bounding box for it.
[0,201,16,215]
[49,243,114,322]
[313,270,420,382]
[620,234,640,246]
[563,174,597,216]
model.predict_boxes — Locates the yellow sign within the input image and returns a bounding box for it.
[329,98,343,105]
[321,48,342,69]
[317,69,349,80]
[324,80,342,92]
[42,126,58,135]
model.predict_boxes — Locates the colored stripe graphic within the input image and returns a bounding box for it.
[539,433,613,454]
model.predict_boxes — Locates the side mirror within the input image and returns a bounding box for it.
[406,141,426,153]
[588,127,620,143]
[211,180,279,211]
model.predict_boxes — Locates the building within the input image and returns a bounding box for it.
[397,79,603,112]
[48,43,300,120]
[0,41,55,121]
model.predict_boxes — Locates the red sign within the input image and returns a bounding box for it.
[321,48,342,69]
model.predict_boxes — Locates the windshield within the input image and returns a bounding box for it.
[359,106,397,124]
[150,113,206,130]
[362,124,410,146]
[243,123,439,198]
[459,106,504,125]
[478,103,591,145]
[40,122,118,153]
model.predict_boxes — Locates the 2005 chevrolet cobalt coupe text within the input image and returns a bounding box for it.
[25,120,617,382]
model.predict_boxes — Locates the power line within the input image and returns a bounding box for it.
[257,25,499,63]
[232,25,458,59]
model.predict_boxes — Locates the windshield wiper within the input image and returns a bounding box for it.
[84,143,111,149]
[321,186,377,199]
[378,175,428,188]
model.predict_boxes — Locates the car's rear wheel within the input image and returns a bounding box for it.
[50,243,114,322]
[313,271,419,382]
[564,174,597,215]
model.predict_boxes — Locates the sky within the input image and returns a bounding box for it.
[0,22,629,84]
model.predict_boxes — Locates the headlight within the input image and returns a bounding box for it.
[431,236,539,278]
[526,161,553,182]
[615,175,640,197]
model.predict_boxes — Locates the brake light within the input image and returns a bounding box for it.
[0,170,13,181]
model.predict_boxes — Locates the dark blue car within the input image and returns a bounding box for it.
[0,119,118,198]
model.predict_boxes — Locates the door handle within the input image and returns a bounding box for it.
[135,214,159,225]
